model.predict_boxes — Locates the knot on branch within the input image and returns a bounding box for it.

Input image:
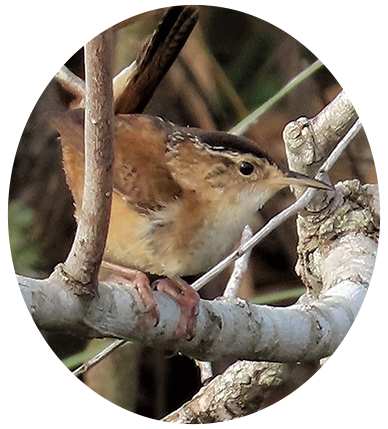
[51,263,98,298]
[283,117,312,154]
[295,180,379,295]
[283,117,327,176]
[299,180,379,243]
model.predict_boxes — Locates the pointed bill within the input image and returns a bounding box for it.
[280,170,334,190]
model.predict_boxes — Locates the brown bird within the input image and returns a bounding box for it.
[51,111,331,339]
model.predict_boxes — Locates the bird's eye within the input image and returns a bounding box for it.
[238,161,254,176]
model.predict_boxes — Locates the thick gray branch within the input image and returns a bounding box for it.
[18,272,365,362]
[19,180,375,362]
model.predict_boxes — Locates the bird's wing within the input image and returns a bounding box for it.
[49,110,183,214]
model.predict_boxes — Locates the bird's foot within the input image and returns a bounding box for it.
[101,261,159,325]
[155,277,199,341]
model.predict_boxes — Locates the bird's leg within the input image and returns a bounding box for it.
[155,277,200,340]
[101,261,159,324]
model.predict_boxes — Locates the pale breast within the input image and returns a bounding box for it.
[148,193,258,276]
[180,201,257,274]
[104,189,259,278]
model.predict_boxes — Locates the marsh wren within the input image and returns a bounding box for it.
[51,110,331,338]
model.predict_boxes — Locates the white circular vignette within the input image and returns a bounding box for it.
[17,5,370,426]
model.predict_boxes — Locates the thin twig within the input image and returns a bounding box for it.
[223,225,253,298]
[191,119,363,293]
[16,31,86,98]
[196,225,253,384]
[73,339,127,377]
[60,30,114,290]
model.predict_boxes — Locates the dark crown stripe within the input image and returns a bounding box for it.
[188,128,273,163]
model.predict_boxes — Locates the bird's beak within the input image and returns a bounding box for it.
[276,170,334,191]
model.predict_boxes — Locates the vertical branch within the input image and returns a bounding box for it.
[61,30,114,290]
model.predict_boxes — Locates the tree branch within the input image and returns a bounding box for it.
[18,179,375,362]
[19,88,374,364]
[191,118,362,293]
[59,30,114,290]
[23,269,361,361]
[163,360,319,422]
[284,5,370,425]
